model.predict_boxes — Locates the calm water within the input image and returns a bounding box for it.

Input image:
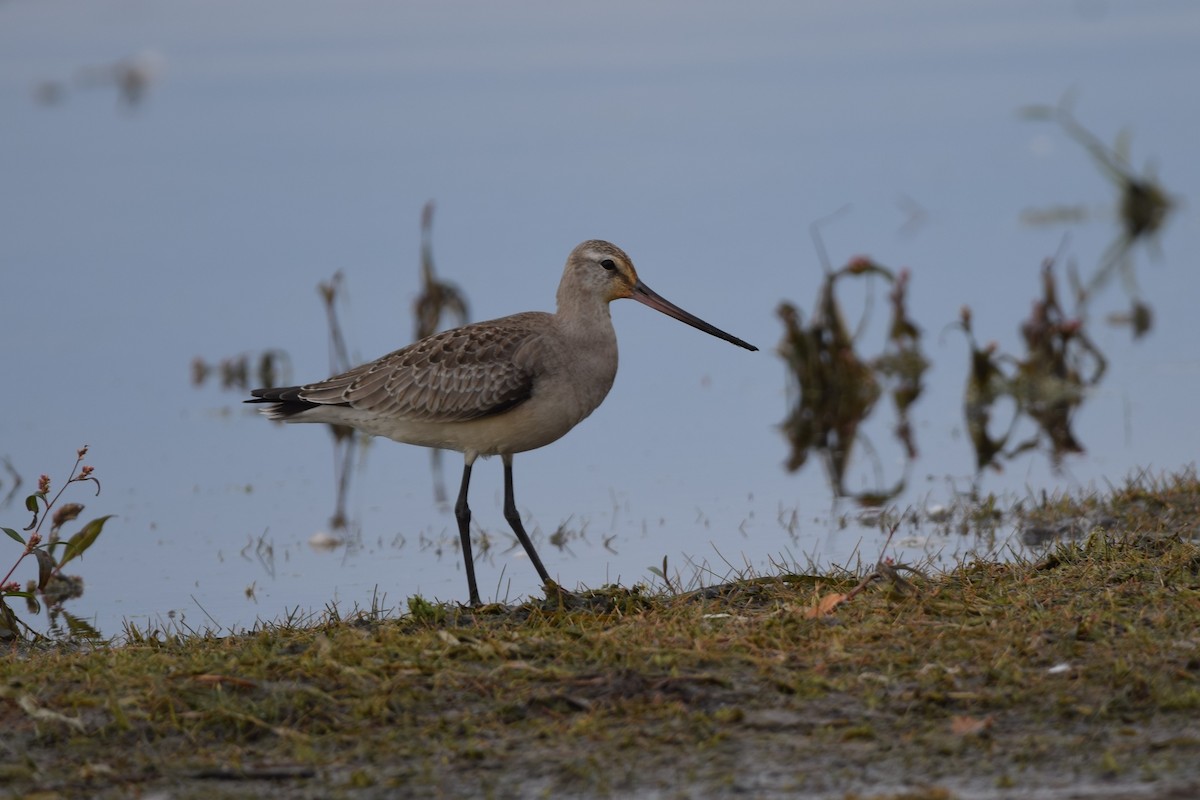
[2,1,1198,637]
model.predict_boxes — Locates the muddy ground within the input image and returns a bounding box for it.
[2,474,1199,799]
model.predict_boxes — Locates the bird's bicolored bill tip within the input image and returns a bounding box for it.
[632,281,758,351]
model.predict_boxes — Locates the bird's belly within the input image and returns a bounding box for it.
[455,400,583,455]
[290,395,591,457]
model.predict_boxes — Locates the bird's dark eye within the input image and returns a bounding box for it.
[600,259,617,271]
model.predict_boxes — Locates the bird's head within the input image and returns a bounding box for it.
[559,240,758,351]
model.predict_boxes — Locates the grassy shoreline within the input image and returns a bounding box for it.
[3,473,1199,799]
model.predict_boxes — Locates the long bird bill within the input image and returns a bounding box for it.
[632,281,758,351]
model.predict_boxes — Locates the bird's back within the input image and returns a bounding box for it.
[250,311,554,425]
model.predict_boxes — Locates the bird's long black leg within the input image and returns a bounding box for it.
[454,459,481,606]
[501,455,553,588]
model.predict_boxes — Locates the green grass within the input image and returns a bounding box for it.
[3,471,1200,798]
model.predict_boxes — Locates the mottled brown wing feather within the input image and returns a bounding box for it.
[297,312,547,422]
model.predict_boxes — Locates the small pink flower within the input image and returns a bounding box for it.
[38,474,50,493]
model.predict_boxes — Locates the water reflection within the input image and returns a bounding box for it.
[1021,94,1177,338]
[953,254,1106,478]
[781,96,1178,506]
[191,349,291,394]
[195,203,476,533]
[33,50,165,111]
[412,201,470,508]
[0,458,21,509]
[778,215,929,505]
[192,270,364,534]
[316,270,364,533]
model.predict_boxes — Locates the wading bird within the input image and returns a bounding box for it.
[248,240,757,605]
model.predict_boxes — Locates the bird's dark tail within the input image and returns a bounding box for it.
[245,387,321,420]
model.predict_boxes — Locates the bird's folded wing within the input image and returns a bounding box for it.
[299,315,545,422]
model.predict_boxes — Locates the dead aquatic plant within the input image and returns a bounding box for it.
[237,204,471,528]
[413,201,469,344]
[412,201,470,506]
[955,308,1015,474]
[34,50,164,111]
[1021,93,1176,336]
[191,349,290,392]
[874,267,927,461]
[952,256,1106,477]
[777,213,928,504]
[317,270,365,531]
[1014,260,1106,458]
[1,446,112,642]
[1,457,21,510]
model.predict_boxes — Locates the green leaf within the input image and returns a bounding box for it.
[59,515,114,569]
[2,527,24,545]
[23,494,42,531]
[33,548,56,590]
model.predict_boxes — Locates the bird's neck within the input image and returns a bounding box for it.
[555,289,615,339]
